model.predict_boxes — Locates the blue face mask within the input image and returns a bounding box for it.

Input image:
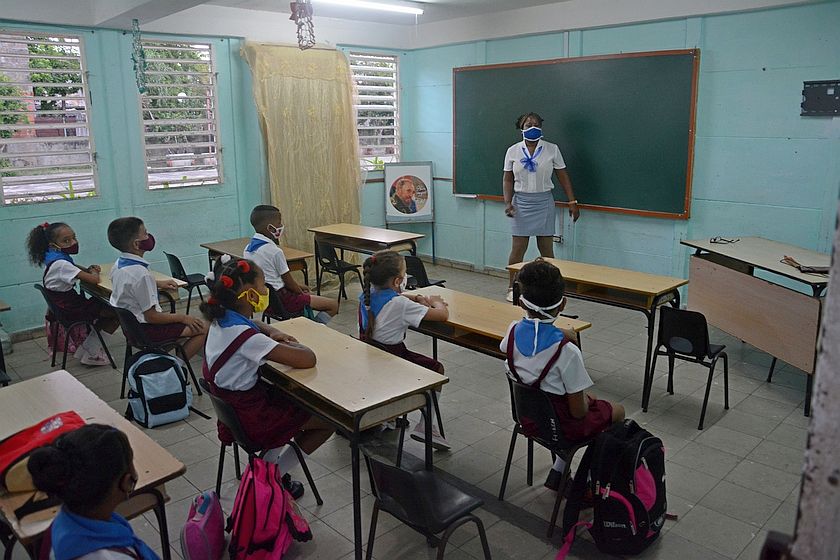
[522,126,542,141]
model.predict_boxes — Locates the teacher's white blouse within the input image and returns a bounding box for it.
[503,139,566,193]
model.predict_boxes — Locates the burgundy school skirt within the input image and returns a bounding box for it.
[141,323,187,345]
[277,288,311,314]
[544,394,613,444]
[210,377,311,449]
[45,289,106,324]
[361,335,443,373]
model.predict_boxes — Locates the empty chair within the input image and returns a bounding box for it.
[648,306,729,430]
[404,255,445,290]
[163,252,206,315]
[498,377,591,538]
[197,378,322,503]
[364,454,491,560]
[33,284,117,370]
[315,240,362,301]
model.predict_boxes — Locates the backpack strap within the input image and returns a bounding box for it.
[13,492,61,520]
[202,328,259,386]
[561,443,594,537]
[505,323,572,388]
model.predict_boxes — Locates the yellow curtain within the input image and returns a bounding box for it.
[242,43,361,259]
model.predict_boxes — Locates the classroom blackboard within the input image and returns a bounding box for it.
[453,49,699,219]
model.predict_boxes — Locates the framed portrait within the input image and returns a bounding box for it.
[384,161,434,223]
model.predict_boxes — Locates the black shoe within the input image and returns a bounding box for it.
[544,468,563,491]
[281,473,305,500]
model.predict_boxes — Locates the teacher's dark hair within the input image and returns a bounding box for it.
[517,258,565,308]
[515,112,544,130]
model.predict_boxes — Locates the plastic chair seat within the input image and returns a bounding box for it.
[382,470,483,534]
[185,273,207,287]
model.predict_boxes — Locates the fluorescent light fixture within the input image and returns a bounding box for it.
[312,0,424,15]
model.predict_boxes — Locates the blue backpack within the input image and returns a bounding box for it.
[125,350,193,428]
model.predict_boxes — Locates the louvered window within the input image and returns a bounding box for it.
[349,52,399,171]
[0,32,96,205]
[140,40,222,189]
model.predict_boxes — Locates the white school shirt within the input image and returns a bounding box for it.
[243,233,289,291]
[43,260,81,292]
[109,253,161,323]
[71,550,136,560]
[499,321,592,396]
[205,320,279,391]
[370,296,430,346]
[502,139,566,193]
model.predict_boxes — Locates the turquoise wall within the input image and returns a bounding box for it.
[350,1,840,287]
[0,22,265,333]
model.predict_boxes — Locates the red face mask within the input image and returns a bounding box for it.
[62,242,79,255]
[137,233,156,252]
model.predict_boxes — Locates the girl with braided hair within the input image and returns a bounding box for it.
[200,256,332,485]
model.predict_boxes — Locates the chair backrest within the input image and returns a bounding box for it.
[163,252,188,282]
[657,306,711,359]
[507,377,574,449]
[198,378,261,454]
[33,284,69,326]
[364,454,434,527]
[113,306,153,349]
[404,256,432,288]
[315,240,340,268]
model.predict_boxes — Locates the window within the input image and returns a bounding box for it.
[0,32,96,205]
[348,51,399,171]
[140,40,222,189]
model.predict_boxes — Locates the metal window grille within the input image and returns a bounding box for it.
[349,51,399,171]
[0,31,97,205]
[140,40,222,190]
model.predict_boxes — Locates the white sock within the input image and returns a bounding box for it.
[552,457,567,473]
[262,445,300,474]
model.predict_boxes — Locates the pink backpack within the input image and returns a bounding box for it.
[180,491,226,560]
[228,457,312,559]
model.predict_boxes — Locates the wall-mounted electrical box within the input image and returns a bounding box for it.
[801,80,840,116]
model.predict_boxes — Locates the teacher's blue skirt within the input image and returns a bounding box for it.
[510,190,555,237]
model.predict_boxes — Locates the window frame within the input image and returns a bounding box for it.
[348,50,400,171]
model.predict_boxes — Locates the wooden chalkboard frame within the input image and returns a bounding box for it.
[452,49,701,220]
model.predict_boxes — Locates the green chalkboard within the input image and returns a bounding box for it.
[453,49,699,219]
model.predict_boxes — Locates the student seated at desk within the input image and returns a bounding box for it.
[107,217,206,359]
[201,257,333,483]
[244,205,338,322]
[358,250,451,449]
[26,222,118,366]
[28,424,159,560]
[501,259,625,491]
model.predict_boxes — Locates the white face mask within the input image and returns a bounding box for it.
[399,275,408,292]
[267,223,284,240]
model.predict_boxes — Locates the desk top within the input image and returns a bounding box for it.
[0,300,9,312]
[263,318,447,417]
[83,262,186,295]
[412,286,591,340]
[682,237,830,287]
[308,223,424,245]
[200,237,314,262]
[508,258,688,297]
[0,371,185,541]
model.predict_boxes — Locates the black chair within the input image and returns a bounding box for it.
[315,240,362,301]
[364,454,491,560]
[33,284,117,370]
[261,287,303,324]
[498,378,590,538]
[197,378,322,504]
[648,306,729,430]
[404,255,445,290]
[164,252,206,315]
[113,306,202,399]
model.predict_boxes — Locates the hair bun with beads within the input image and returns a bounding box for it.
[237,260,250,273]
[220,275,234,289]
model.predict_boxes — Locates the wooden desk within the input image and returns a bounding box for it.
[0,301,9,387]
[81,262,187,314]
[200,237,314,285]
[308,224,424,294]
[0,371,185,559]
[682,237,829,415]
[410,286,591,360]
[508,258,688,411]
[260,318,447,560]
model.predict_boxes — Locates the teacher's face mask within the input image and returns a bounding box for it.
[522,126,543,141]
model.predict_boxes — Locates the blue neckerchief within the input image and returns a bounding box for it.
[51,508,159,560]
[117,256,148,269]
[44,248,73,267]
[218,309,260,332]
[245,236,270,253]
[514,319,564,357]
[520,145,543,173]
[358,288,400,332]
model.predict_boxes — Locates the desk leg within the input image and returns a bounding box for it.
[303,263,309,287]
[805,375,813,417]
[351,421,363,560]
[314,235,322,296]
[432,337,438,360]
[207,250,214,272]
[424,392,434,470]
[641,308,656,412]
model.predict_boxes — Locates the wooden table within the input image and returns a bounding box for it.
[200,237,314,285]
[260,318,447,560]
[0,301,9,387]
[309,223,424,293]
[508,258,688,411]
[410,286,591,360]
[681,237,830,415]
[0,371,185,559]
[81,262,187,314]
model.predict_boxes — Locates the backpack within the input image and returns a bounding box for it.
[228,457,312,559]
[125,350,193,428]
[558,419,667,559]
[181,491,226,560]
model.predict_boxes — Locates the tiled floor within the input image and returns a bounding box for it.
[4,263,809,559]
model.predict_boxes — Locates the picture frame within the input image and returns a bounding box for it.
[384,161,434,224]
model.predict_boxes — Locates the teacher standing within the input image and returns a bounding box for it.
[503,112,580,302]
